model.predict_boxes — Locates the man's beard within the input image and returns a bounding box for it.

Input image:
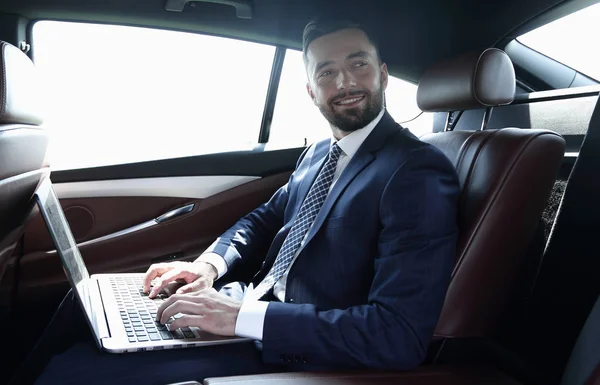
[318,85,384,133]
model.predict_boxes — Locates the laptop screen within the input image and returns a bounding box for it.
[33,177,102,340]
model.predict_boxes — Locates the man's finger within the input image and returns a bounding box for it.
[158,299,182,325]
[142,263,168,292]
[156,292,209,320]
[149,269,185,298]
[168,314,204,331]
[156,294,195,321]
[176,280,208,294]
[159,299,206,325]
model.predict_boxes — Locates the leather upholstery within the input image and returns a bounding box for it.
[414,46,565,338]
[203,365,521,385]
[421,128,565,337]
[0,125,49,180]
[0,41,43,125]
[0,40,49,285]
[416,48,516,112]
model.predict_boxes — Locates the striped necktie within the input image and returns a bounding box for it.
[250,143,343,300]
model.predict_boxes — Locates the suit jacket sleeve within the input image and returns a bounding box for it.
[203,146,311,273]
[261,146,460,370]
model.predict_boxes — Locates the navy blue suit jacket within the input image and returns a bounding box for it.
[206,111,460,370]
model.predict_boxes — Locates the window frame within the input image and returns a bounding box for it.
[496,0,600,93]
[258,47,286,144]
[503,39,598,93]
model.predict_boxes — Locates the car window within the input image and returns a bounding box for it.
[268,49,422,149]
[517,2,600,81]
[32,21,276,171]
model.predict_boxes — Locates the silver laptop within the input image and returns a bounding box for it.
[33,177,250,353]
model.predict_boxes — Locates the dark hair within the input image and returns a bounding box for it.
[302,16,381,64]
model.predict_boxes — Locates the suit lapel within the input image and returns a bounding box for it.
[301,111,400,248]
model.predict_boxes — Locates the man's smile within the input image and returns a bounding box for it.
[333,94,365,107]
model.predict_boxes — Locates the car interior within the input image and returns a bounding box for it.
[0,0,598,384]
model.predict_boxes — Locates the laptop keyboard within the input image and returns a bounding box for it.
[110,276,197,343]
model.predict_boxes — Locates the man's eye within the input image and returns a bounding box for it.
[353,61,368,68]
[320,70,332,77]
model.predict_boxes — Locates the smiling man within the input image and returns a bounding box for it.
[304,26,386,136]
[20,17,461,385]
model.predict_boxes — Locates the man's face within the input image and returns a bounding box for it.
[305,28,388,133]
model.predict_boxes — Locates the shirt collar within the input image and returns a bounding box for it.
[332,108,385,159]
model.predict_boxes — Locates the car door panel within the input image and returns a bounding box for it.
[2,149,301,309]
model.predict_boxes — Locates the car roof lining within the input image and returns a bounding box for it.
[0,0,596,83]
[496,0,600,45]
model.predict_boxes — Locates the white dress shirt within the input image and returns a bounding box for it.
[197,109,385,340]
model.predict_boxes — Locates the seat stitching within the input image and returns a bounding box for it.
[451,129,501,277]
[454,130,560,279]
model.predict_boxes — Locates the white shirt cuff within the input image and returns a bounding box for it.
[234,300,269,340]
[195,253,228,279]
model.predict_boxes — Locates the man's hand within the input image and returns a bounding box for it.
[142,261,218,298]
[156,289,241,337]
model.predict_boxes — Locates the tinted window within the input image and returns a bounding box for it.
[32,21,276,170]
[518,3,600,81]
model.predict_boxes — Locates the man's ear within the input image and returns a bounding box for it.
[306,83,317,105]
[380,62,389,91]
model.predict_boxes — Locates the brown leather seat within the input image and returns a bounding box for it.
[199,48,565,385]
[0,41,49,301]
[417,48,565,341]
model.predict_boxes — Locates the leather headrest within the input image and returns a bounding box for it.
[416,48,516,112]
[0,41,43,125]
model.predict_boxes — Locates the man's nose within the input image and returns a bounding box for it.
[336,70,357,90]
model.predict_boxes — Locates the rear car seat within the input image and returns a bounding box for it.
[417,48,566,346]
[197,48,566,385]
